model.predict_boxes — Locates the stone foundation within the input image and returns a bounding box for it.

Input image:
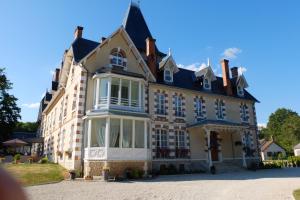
[152,160,193,173]
[84,160,151,177]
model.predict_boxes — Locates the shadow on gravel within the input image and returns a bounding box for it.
[136,168,300,182]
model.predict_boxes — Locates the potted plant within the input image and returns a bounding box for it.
[69,170,76,180]
[65,150,72,158]
[102,166,110,181]
[56,150,63,157]
[14,154,21,164]
[27,157,33,164]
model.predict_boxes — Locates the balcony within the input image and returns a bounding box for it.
[93,74,145,112]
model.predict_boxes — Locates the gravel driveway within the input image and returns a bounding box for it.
[26,168,300,200]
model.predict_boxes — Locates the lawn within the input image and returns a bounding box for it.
[294,189,300,200]
[3,163,68,186]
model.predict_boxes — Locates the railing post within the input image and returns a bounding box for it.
[107,77,111,107]
[95,79,99,109]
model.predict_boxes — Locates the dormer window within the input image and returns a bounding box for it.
[164,69,173,83]
[237,85,244,96]
[110,49,127,68]
[203,78,211,90]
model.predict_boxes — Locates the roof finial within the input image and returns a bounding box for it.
[207,58,211,67]
[168,48,172,56]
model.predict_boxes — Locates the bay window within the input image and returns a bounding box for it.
[94,75,143,111]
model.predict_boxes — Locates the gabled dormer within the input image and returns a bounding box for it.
[231,67,249,97]
[195,59,216,90]
[159,49,179,84]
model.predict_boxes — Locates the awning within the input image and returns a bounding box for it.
[187,119,254,131]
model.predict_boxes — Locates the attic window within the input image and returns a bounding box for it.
[110,49,127,68]
[204,78,210,89]
[164,69,173,83]
[237,85,244,96]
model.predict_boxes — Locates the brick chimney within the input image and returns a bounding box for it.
[220,59,233,96]
[146,37,157,78]
[53,68,60,82]
[74,26,83,40]
[231,67,239,78]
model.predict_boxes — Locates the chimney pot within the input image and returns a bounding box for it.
[231,67,239,78]
[74,26,83,40]
[146,37,157,78]
[220,59,233,96]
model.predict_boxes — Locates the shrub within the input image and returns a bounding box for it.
[14,154,21,161]
[132,169,139,179]
[40,157,48,164]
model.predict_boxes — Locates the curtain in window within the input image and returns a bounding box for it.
[135,120,144,148]
[91,119,106,147]
[110,119,120,147]
[122,119,132,148]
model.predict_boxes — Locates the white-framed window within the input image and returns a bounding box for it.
[63,95,68,118]
[175,130,185,148]
[216,99,225,120]
[237,85,244,96]
[195,98,204,119]
[110,50,127,67]
[156,129,168,148]
[174,96,183,117]
[157,94,166,115]
[241,103,249,122]
[164,69,173,83]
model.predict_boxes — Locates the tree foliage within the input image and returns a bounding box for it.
[14,122,38,132]
[0,68,21,143]
[263,108,300,153]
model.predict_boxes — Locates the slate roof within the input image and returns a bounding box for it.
[260,139,285,152]
[72,37,99,63]
[155,67,259,102]
[122,3,166,57]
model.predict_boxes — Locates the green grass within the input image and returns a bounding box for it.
[294,189,300,200]
[3,163,68,186]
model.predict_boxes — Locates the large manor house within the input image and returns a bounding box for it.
[38,3,259,177]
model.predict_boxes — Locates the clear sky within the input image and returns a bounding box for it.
[1,0,300,125]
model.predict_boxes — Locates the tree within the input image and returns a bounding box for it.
[267,108,298,138]
[14,122,38,132]
[0,68,21,143]
[263,108,300,153]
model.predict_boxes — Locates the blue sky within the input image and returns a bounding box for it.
[1,0,300,125]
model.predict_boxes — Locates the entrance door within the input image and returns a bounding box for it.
[210,131,219,161]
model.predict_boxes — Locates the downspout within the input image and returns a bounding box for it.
[79,63,90,177]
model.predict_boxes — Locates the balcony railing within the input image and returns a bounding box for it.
[95,97,143,112]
